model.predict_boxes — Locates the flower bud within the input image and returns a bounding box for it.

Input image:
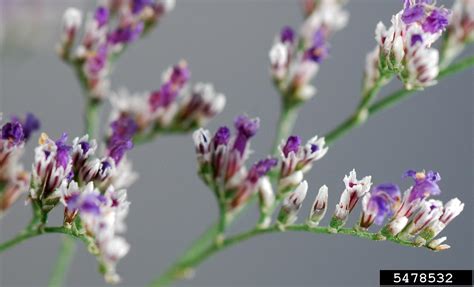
[307,185,328,227]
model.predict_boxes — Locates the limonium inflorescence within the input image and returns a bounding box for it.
[269,0,348,106]
[0,114,40,214]
[57,0,176,98]
[364,0,451,91]
[109,61,226,141]
[27,128,136,282]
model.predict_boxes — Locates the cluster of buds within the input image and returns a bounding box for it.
[27,129,136,282]
[109,61,225,140]
[364,0,451,91]
[57,0,176,98]
[0,114,40,214]
[277,135,328,193]
[269,0,348,106]
[193,115,278,214]
[442,0,474,67]
[59,181,130,283]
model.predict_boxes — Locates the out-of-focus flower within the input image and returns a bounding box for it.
[441,0,474,66]
[269,0,348,106]
[57,0,176,99]
[59,181,130,283]
[109,62,225,139]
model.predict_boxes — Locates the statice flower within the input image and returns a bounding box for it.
[364,0,451,91]
[442,0,474,66]
[307,185,328,227]
[57,0,175,99]
[277,180,308,228]
[193,115,278,212]
[330,169,372,230]
[269,0,348,106]
[109,61,225,139]
[278,135,327,192]
[0,115,40,214]
[59,181,130,283]
[359,183,401,229]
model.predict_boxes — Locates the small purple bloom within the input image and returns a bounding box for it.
[21,113,40,141]
[131,0,151,14]
[94,6,109,28]
[248,157,278,183]
[213,126,231,148]
[410,34,423,46]
[282,136,301,157]
[149,83,177,111]
[108,22,144,44]
[110,114,138,141]
[280,26,295,44]
[304,29,328,63]
[72,193,106,215]
[232,115,259,155]
[422,9,449,33]
[86,44,108,76]
[367,183,401,225]
[1,121,24,146]
[310,144,319,153]
[79,141,91,154]
[55,133,72,169]
[169,63,191,87]
[404,169,441,202]
[402,4,425,24]
[108,138,133,164]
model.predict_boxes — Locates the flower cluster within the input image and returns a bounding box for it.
[442,0,474,66]
[0,114,40,214]
[59,181,130,283]
[109,61,225,140]
[277,135,328,192]
[269,0,348,106]
[364,0,451,91]
[193,115,277,213]
[27,130,136,282]
[249,166,463,251]
[57,0,175,98]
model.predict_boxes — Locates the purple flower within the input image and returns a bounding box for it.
[247,158,278,183]
[1,121,24,146]
[422,10,449,33]
[282,136,301,157]
[108,138,133,164]
[169,63,191,87]
[149,83,177,111]
[110,114,138,142]
[402,4,424,24]
[304,29,328,63]
[86,44,108,76]
[280,26,295,44]
[232,115,259,155]
[21,113,40,141]
[364,183,401,225]
[213,126,230,148]
[108,22,144,44]
[55,133,72,169]
[310,144,319,153]
[67,193,106,215]
[94,6,109,28]
[131,0,152,14]
[410,33,423,46]
[404,169,441,202]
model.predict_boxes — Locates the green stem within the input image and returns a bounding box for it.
[0,226,87,253]
[85,98,101,139]
[48,236,77,287]
[149,224,421,287]
[271,105,300,155]
[325,54,474,144]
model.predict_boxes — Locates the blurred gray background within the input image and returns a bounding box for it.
[0,0,473,286]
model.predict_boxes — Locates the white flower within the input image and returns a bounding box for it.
[308,185,328,226]
[439,197,464,225]
[407,199,443,235]
[62,8,82,31]
[278,180,308,226]
[386,216,409,236]
[193,128,211,164]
